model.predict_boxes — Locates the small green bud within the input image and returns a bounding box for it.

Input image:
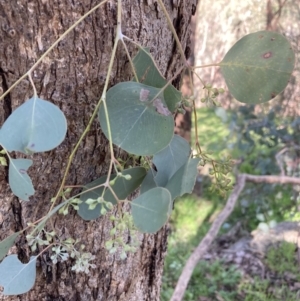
[72,198,82,204]
[100,207,107,215]
[123,174,132,180]
[64,237,75,245]
[105,240,114,250]
[86,198,96,205]
[106,202,114,210]
[97,196,105,203]
[109,247,117,254]
[124,245,131,252]
[212,88,219,95]
[26,234,34,240]
[109,178,116,186]
[120,251,127,260]
[64,188,72,194]
[88,203,97,210]
[110,228,116,236]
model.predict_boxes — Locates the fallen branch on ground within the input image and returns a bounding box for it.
[170,173,300,301]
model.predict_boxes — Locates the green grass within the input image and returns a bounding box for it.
[192,107,230,157]
[169,194,216,243]
[162,194,225,301]
[161,107,300,301]
[162,195,300,301]
[265,241,300,279]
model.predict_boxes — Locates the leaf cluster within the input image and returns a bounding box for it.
[0,0,295,295]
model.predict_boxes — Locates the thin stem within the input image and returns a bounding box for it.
[192,98,201,153]
[0,0,109,102]
[107,185,121,203]
[121,39,139,82]
[28,72,37,97]
[0,73,28,102]
[49,0,122,213]
[156,0,188,66]
[192,70,205,87]
[49,28,120,213]
[193,62,221,69]
[123,35,166,78]
[150,65,185,103]
[123,36,143,48]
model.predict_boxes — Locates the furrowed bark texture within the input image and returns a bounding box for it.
[0,0,196,300]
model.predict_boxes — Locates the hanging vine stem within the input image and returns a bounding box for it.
[49,0,123,213]
[156,0,189,68]
[120,38,139,82]
[154,0,223,171]
[52,0,128,216]
[27,72,37,97]
[3,0,229,239]
[0,0,231,217]
[193,63,221,69]
[188,68,233,194]
[0,0,119,216]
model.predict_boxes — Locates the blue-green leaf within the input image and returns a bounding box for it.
[99,82,174,155]
[0,232,21,261]
[165,158,200,200]
[78,167,146,220]
[0,255,37,295]
[131,187,171,233]
[9,159,34,201]
[0,96,67,153]
[153,134,191,186]
[140,169,157,194]
[220,31,295,104]
[133,48,181,112]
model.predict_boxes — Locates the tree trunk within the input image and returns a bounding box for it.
[0,1,196,300]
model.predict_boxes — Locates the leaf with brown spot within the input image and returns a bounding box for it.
[220,30,295,104]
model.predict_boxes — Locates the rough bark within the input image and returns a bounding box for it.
[0,0,196,300]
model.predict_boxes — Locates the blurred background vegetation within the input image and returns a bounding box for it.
[163,0,300,300]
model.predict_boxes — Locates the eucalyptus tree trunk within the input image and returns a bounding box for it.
[0,0,196,300]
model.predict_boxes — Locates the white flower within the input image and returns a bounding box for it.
[51,246,69,264]
[71,252,96,274]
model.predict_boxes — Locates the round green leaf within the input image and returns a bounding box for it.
[9,158,34,201]
[220,31,295,104]
[131,187,171,233]
[0,232,21,261]
[140,168,157,194]
[132,48,181,112]
[165,158,200,200]
[0,255,37,295]
[99,82,174,156]
[78,167,146,220]
[0,96,67,153]
[153,134,191,186]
